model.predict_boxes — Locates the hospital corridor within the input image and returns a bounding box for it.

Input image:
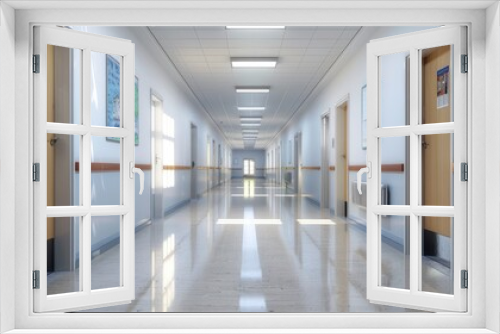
[41,25,457,314]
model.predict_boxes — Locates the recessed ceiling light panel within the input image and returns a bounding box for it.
[241,123,261,127]
[237,107,266,111]
[240,117,263,121]
[236,87,270,93]
[226,26,285,29]
[231,58,277,68]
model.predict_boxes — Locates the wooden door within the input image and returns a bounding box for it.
[422,45,452,238]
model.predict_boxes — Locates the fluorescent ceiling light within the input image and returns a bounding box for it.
[226,26,285,30]
[241,123,261,127]
[236,88,270,93]
[240,117,262,121]
[238,107,266,111]
[242,130,259,133]
[231,58,277,68]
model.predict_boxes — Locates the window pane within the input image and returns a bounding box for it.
[421,45,453,124]
[47,217,81,295]
[47,134,81,206]
[380,215,410,290]
[421,216,453,295]
[91,52,123,127]
[91,136,121,206]
[91,215,121,290]
[421,133,454,206]
[380,136,409,205]
[47,45,82,124]
[379,51,410,127]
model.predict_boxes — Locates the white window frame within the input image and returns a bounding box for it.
[366,26,467,312]
[4,3,497,334]
[32,26,137,312]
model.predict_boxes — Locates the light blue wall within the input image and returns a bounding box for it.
[70,26,230,255]
[267,26,433,247]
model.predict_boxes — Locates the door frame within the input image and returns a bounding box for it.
[293,132,302,194]
[150,90,163,218]
[335,95,349,217]
[190,123,198,199]
[6,5,493,332]
[320,111,331,209]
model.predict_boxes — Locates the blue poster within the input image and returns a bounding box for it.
[106,55,140,145]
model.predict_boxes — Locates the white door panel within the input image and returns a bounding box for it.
[33,26,138,312]
[366,26,467,312]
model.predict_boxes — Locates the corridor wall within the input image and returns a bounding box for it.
[267,26,432,247]
[69,26,229,257]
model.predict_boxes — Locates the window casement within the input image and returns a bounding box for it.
[362,25,468,312]
[8,5,491,333]
[33,26,143,312]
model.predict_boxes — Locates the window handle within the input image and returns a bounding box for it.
[356,162,371,195]
[129,162,144,195]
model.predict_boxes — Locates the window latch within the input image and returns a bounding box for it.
[129,162,144,195]
[356,162,371,195]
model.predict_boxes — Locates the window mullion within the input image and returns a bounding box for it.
[82,48,92,294]
[409,47,419,294]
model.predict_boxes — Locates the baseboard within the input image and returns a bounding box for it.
[348,218,405,253]
[75,219,152,268]
[164,198,191,217]
[305,196,321,207]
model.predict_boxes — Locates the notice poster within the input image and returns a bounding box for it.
[437,65,449,109]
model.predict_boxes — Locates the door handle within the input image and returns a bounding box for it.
[356,162,372,195]
[129,161,145,195]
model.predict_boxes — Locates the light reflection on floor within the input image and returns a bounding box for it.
[68,178,449,313]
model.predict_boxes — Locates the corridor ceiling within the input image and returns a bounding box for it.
[148,26,361,149]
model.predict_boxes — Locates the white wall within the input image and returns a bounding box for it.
[268,26,432,242]
[231,149,266,178]
[70,26,230,251]
[0,3,16,332]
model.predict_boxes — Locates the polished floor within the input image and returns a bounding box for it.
[51,178,451,312]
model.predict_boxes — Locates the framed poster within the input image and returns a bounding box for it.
[106,55,120,140]
[437,65,449,109]
[106,54,139,145]
[361,84,367,150]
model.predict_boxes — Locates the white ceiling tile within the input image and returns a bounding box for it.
[204,55,228,63]
[228,39,283,49]
[226,30,285,39]
[301,55,326,63]
[284,28,316,39]
[202,48,230,56]
[304,48,332,56]
[279,48,307,56]
[229,48,281,57]
[178,48,206,56]
[181,55,208,63]
[149,26,361,147]
[195,29,227,39]
[308,39,337,48]
[281,39,311,48]
[165,39,201,48]
[199,39,228,48]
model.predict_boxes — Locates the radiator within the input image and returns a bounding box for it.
[350,181,389,207]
